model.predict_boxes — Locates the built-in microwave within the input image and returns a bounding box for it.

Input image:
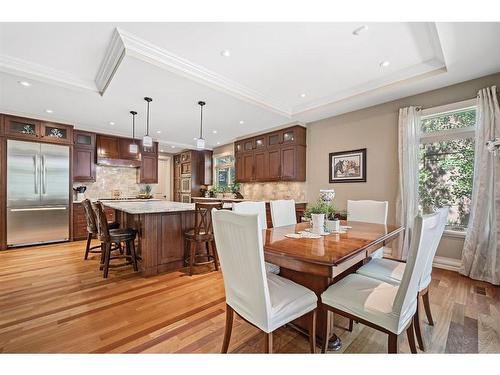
[181,177,191,193]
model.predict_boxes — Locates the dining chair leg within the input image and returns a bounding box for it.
[388,333,398,354]
[265,332,273,354]
[421,289,434,326]
[84,233,92,260]
[99,242,105,270]
[321,309,331,353]
[406,320,417,354]
[308,309,317,353]
[221,304,234,353]
[414,301,425,351]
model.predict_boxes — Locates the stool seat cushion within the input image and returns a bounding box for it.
[109,228,137,241]
[184,229,213,241]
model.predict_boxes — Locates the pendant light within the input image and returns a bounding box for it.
[196,101,206,149]
[143,97,153,148]
[129,111,138,154]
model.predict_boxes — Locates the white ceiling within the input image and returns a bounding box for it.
[1,22,499,151]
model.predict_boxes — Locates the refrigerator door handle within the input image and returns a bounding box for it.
[9,207,68,212]
[42,154,47,195]
[33,155,39,194]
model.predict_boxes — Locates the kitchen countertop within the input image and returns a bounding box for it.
[191,197,307,204]
[101,200,195,214]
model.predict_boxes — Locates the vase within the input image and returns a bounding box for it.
[311,213,325,234]
[325,219,340,233]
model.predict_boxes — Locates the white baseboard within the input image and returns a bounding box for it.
[432,256,462,272]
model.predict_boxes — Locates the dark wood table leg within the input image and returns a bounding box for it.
[279,268,343,351]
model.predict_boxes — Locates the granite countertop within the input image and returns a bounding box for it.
[191,197,307,204]
[101,200,195,214]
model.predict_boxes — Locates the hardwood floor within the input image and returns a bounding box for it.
[0,240,499,353]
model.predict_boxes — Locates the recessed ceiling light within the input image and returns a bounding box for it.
[299,93,307,98]
[239,120,245,125]
[160,149,164,152]
[45,109,53,114]
[109,121,115,126]
[216,142,221,145]
[220,49,231,57]
[193,137,197,140]
[18,80,31,87]
[171,145,175,149]
[212,130,217,134]
[352,25,368,36]
[156,130,162,134]
[380,60,390,68]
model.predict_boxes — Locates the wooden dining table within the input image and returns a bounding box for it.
[263,220,404,350]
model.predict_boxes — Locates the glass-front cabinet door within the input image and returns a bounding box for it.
[282,129,296,144]
[41,122,73,144]
[74,130,96,148]
[4,115,41,140]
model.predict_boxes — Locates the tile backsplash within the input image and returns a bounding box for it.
[240,182,306,202]
[73,165,157,200]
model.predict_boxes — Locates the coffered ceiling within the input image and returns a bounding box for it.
[1,22,499,151]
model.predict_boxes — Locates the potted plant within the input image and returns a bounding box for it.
[214,186,224,199]
[231,182,243,199]
[304,199,338,233]
[223,185,234,198]
[137,184,153,199]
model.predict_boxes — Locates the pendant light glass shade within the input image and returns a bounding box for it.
[196,101,206,149]
[129,110,138,154]
[143,97,153,148]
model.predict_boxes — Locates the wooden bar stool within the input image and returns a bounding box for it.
[184,202,223,276]
[93,201,139,278]
[81,199,120,260]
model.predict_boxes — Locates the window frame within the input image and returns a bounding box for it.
[419,98,477,238]
[213,151,235,188]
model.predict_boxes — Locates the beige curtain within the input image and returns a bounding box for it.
[460,86,500,285]
[394,106,421,259]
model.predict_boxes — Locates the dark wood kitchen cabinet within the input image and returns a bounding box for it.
[138,141,159,184]
[119,138,141,161]
[97,135,120,159]
[235,125,306,183]
[72,202,115,241]
[73,130,96,182]
[3,115,41,140]
[40,122,73,144]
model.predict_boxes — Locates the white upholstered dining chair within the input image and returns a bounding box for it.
[270,199,297,227]
[212,209,318,353]
[232,201,280,275]
[320,211,443,354]
[356,207,448,350]
[347,199,388,258]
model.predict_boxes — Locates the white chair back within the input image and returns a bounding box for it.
[392,212,442,330]
[232,201,268,230]
[270,199,297,227]
[347,200,388,224]
[211,209,272,331]
[420,207,448,289]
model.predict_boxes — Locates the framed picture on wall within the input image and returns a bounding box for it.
[329,148,367,183]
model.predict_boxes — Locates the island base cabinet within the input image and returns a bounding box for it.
[119,211,196,276]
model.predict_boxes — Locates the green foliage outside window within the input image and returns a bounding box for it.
[418,109,476,231]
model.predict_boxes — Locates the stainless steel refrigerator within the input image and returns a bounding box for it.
[7,140,70,247]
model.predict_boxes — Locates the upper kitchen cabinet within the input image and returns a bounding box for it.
[234,125,306,183]
[97,135,120,159]
[138,141,159,184]
[0,114,4,136]
[118,138,141,161]
[73,130,96,182]
[3,115,41,140]
[40,122,73,144]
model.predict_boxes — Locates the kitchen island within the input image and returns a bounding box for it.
[102,200,196,276]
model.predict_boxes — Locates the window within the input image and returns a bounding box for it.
[419,99,476,232]
[214,154,235,188]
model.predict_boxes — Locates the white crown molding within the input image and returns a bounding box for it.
[0,54,97,92]
[94,28,126,96]
[117,29,292,117]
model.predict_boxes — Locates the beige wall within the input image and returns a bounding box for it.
[306,72,500,260]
